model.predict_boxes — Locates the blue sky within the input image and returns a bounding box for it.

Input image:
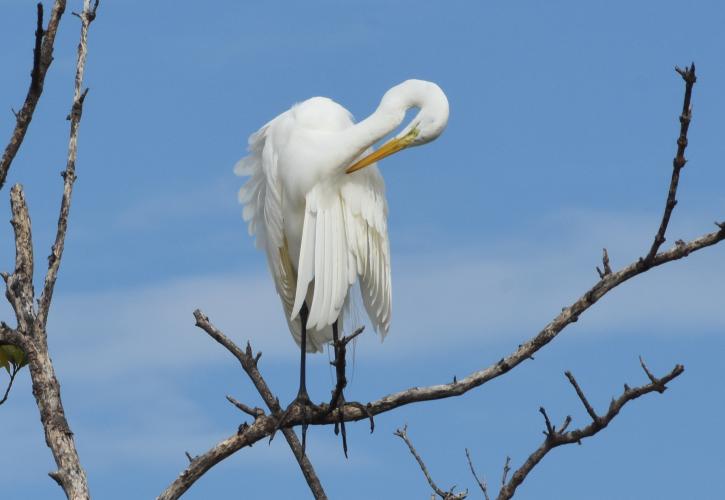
[1,0,724,498]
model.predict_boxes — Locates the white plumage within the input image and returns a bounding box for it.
[235,80,448,353]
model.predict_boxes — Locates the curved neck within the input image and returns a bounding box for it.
[341,81,427,165]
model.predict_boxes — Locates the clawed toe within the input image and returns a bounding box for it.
[272,393,318,450]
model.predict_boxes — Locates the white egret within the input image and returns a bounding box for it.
[235,79,449,409]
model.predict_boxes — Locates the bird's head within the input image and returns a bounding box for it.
[346,80,449,174]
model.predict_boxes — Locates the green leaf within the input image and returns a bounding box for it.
[0,345,26,370]
[0,347,9,374]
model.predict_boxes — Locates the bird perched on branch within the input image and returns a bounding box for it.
[235,79,449,415]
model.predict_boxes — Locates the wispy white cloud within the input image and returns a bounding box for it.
[46,272,290,379]
[37,207,725,375]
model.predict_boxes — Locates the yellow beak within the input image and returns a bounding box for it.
[345,127,419,174]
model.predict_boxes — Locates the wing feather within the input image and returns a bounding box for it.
[301,186,352,331]
[234,113,299,333]
[341,167,391,336]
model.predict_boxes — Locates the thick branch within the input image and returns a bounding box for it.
[0,324,26,348]
[22,334,89,499]
[395,425,467,499]
[497,363,684,500]
[4,185,36,333]
[0,1,68,191]
[156,416,284,500]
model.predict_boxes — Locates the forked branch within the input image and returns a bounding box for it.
[496,362,684,500]
[1,1,100,498]
[0,1,68,190]
[395,425,467,500]
[157,311,327,500]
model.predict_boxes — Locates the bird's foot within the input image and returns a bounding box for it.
[272,390,319,450]
[323,397,375,458]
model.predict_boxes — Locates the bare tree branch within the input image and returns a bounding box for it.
[326,325,365,457]
[395,425,467,500]
[0,364,21,406]
[320,226,721,423]
[500,457,511,491]
[160,226,720,494]
[0,323,26,348]
[36,0,99,330]
[157,416,288,500]
[0,2,100,498]
[3,185,90,497]
[564,371,599,422]
[154,216,722,498]
[157,310,328,500]
[496,363,684,500]
[5,185,35,333]
[465,449,490,500]
[595,248,612,279]
[226,394,265,419]
[0,1,68,191]
[643,63,697,263]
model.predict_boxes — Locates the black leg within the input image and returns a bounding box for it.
[297,303,312,450]
[272,303,316,449]
[297,302,310,402]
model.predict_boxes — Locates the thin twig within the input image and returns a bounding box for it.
[564,371,599,423]
[643,63,697,263]
[500,457,511,489]
[596,248,612,278]
[342,326,365,347]
[497,363,684,500]
[395,425,467,500]
[465,448,490,500]
[226,395,264,418]
[0,364,21,405]
[0,1,68,191]
[639,356,659,386]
